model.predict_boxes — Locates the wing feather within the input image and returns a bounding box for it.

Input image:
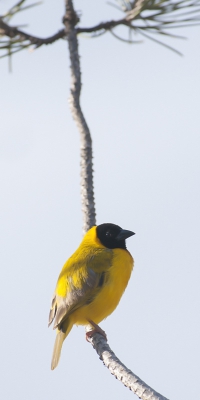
[48,248,112,329]
[48,295,57,327]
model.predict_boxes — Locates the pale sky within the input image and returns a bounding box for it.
[1,1,200,399]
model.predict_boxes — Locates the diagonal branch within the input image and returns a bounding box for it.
[87,332,169,400]
[0,19,66,47]
[76,0,147,34]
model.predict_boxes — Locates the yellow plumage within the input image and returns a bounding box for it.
[49,223,134,370]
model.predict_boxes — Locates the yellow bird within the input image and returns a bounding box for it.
[48,223,135,370]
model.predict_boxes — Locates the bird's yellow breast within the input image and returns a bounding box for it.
[71,247,133,325]
[55,226,134,326]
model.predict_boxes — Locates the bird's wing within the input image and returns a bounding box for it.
[48,248,112,330]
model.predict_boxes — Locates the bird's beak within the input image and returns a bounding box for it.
[116,229,135,241]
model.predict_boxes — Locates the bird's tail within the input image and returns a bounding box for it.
[51,319,73,370]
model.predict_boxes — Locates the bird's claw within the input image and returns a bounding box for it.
[86,320,107,342]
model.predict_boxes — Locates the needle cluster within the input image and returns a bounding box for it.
[0,0,200,61]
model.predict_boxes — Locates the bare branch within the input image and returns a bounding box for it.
[64,0,96,233]
[87,332,169,400]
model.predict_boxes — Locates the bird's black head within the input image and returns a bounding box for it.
[96,223,135,250]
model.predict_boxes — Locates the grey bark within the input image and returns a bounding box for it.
[86,329,169,400]
[64,0,96,234]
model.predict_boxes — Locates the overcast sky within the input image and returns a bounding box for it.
[1,1,200,399]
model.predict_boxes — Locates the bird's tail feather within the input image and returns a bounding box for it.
[51,319,73,370]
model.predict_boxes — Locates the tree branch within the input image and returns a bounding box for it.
[64,0,96,234]
[76,18,128,34]
[76,0,200,47]
[87,332,169,400]
[1,0,200,57]
[0,19,65,47]
[1,1,197,397]
[76,0,146,34]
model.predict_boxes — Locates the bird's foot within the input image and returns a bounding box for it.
[86,319,107,342]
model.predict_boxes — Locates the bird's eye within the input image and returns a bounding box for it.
[106,231,111,237]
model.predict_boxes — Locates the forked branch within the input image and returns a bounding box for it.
[1,0,200,57]
[0,1,197,398]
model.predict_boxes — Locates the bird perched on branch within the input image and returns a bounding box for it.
[48,223,135,370]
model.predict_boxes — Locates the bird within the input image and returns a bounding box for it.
[48,223,135,370]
